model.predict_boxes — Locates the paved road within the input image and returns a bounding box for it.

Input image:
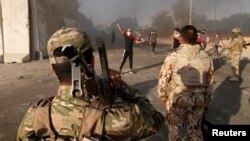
[0,43,249,140]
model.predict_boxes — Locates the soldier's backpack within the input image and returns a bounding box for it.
[172,45,212,87]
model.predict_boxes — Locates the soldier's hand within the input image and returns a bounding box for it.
[109,69,122,89]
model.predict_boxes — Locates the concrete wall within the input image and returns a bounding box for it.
[32,0,58,59]
[0,1,4,63]
[30,0,78,60]
[0,0,96,63]
[1,0,30,63]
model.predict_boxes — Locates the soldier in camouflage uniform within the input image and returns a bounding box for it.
[158,25,214,141]
[17,27,164,141]
[223,27,246,80]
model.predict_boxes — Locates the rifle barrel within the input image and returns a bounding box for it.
[96,37,110,76]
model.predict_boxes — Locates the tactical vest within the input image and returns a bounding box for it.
[172,45,211,87]
[228,36,244,53]
[16,96,105,141]
[17,82,164,141]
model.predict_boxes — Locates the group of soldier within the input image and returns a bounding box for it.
[16,21,246,141]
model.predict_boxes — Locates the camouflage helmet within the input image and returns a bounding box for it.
[47,27,92,64]
[231,27,241,33]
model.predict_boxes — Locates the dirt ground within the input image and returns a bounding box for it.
[0,42,250,141]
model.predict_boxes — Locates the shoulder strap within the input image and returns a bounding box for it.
[78,105,105,140]
[36,96,54,107]
[32,96,59,140]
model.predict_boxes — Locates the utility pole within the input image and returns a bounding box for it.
[214,0,217,21]
[134,0,137,23]
[189,0,192,25]
[214,0,217,31]
[0,1,4,63]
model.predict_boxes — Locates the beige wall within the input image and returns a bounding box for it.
[0,0,94,63]
[1,0,30,63]
[0,1,3,63]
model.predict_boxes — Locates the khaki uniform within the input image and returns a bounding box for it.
[224,36,244,77]
[158,44,214,141]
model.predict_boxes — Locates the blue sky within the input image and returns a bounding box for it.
[78,0,250,27]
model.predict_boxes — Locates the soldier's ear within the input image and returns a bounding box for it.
[178,36,184,43]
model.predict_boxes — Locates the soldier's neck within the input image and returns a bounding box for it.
[60,80,72,86]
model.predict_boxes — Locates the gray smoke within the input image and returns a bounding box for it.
[77,0,250,27]
[39,0,250,38]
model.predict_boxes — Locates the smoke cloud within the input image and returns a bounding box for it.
[77,0,250,27]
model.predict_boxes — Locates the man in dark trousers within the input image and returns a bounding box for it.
[111,29,116,45]
[116,21,144,74]
[148,31,158,54]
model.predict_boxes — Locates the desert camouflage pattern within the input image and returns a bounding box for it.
[172,44,212,86]
[52,84,164,139]
[230,52,241,76]
[226,36,244,53]
[47,27,92,64]
[224,35,244,77]
[16,97,55,140]
[105,81,164,139]
[158,44,214,141]
[51,86,90,137]
[17,83,164,140]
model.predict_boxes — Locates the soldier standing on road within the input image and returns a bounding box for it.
[158,25,214,141]
[223,27,246,81]
[148,31,158,55]
[17,27,164,141]
[116,21,144,74]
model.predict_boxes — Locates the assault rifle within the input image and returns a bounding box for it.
[96,37,140,101]
[244,42,250,48]
[96,37,116,100]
